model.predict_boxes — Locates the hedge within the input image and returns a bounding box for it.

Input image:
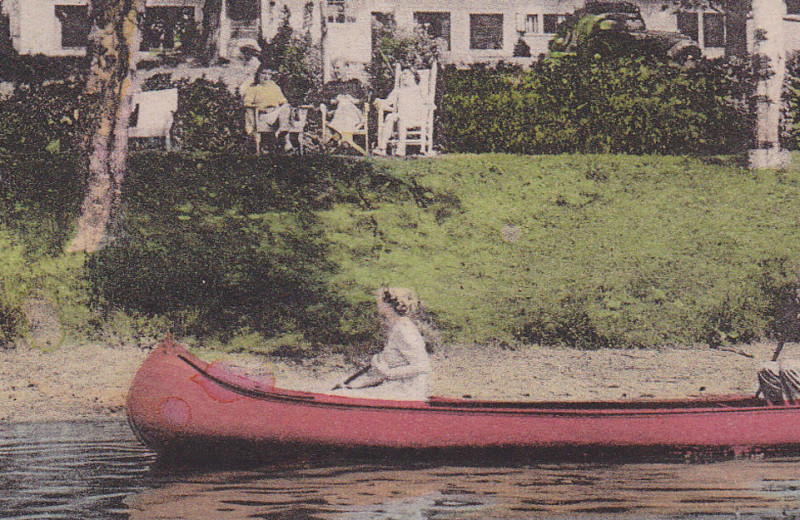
[438,56,754,155]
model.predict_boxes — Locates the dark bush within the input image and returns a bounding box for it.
[85,153,437,343]
[0,78,85,157]
[0,154,84,254]
[438,56,754,155]
[140,76,251,154]
[87,154,328,340]
[783,54,800,150]
[171,79,251,154]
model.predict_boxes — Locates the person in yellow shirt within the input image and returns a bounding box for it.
[243,67,293,151]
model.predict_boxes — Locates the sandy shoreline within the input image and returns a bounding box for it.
[0,340,788,424]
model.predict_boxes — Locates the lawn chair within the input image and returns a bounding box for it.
[129,88,179,150]
[375,62,437,157]
[320,99,369,156]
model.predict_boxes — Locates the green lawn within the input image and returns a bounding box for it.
[3,152,800,351]
[322,153,800,348]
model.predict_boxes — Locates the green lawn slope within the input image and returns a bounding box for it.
[322,154,800,349]
[3,152,800,351]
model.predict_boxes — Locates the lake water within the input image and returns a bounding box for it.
[2,420,800,519]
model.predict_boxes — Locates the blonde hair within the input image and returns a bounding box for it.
[380,287,441,353]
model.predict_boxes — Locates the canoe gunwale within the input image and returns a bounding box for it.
[178,352,789,418]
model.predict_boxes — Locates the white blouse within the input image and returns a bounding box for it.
[336,317,432,400]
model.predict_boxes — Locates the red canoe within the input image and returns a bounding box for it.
[127,339,800,455]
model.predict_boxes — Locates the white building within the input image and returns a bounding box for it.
[4,0,800,64]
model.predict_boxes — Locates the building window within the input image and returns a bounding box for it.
[676,12,699,42]
[470,14,503,50]
[228,0,259,21]
[788,0,800,15]
[140,7,195,51]
[525,14,539,34]
[703,12,725,48]
[326,0,355,23]
[542,14,566,34]
[414,12,451,51]
[55,5,89,49]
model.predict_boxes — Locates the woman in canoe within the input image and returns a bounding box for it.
[334,287,439,400]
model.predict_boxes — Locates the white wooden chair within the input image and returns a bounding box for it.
[129,88,179,150]
[375,62,437,157]
[320,99,370,155]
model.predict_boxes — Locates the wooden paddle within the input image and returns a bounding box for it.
[771,341,786,362]
[332,366,370,390]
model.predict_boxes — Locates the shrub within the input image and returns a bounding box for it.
[0,78,85,157]
[0,227,28,346]
[140,76,251,154]
[439,56,754,155]
[783,54,800,150]
[172,79,251,154]
[257,7,323,106]
[368,22,444,98]
[0,154,84,254]
[85,154,430,343]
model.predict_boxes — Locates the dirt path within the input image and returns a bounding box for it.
[0,340,786,423]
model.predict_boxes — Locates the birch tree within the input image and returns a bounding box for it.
[67,0,140,252]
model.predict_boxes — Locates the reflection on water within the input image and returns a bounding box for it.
[2,420,800,519]
[128,460,800,519]
[0,421,156,519]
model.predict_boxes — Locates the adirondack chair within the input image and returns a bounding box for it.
[129,88,179,150]
[320,97,370,155]
[375,62,437,157]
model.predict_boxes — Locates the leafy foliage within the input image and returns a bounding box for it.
[171,79,250,153]
[439,56,755,155]
[85,153,434,344]
[257,7,323,106]
[0,78,85,157]
[782,54,800,150]
[0,154,85,254]
[368,22,444,98]
[140,76,251,154]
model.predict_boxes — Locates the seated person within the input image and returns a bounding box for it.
[374,68,431,156]
[320,60,369,137]
[333,287,438,400]
[759,359,800,404]
[243,67,293,151]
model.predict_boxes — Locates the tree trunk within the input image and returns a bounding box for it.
[199,0,223,63]
[67,0,140,253]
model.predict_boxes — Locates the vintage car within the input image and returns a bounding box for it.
[547,1,702,61]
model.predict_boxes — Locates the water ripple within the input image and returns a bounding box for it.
[3,421,800,519]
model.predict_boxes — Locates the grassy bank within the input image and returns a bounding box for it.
[334,154,800,348]
[3,152,800,351]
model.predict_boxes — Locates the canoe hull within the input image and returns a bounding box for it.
[127,340,800,455]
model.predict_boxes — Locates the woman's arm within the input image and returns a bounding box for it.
[375,88,398,110]
[373,360,428,380]
[372,322,430,380]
